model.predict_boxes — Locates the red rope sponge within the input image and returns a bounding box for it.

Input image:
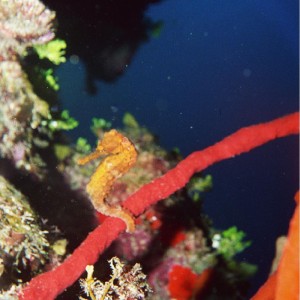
[21,218,125,299]
[124,111,299,215]
[20,112,299,300]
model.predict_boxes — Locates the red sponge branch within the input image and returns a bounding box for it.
[124,111,299,215]
[21,218,125,299]
[20,112,299,300]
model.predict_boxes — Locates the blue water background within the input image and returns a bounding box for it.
[57,0,299,296]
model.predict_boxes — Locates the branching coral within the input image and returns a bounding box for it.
[80,257,152,300]
[20,112,299,300]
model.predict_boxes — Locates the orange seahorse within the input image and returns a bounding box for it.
[77,129,138,232]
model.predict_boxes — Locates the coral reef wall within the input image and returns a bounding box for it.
[0,0,54,173]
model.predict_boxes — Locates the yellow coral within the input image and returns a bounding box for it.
[34,39,67,65]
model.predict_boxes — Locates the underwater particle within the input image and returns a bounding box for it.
[110,106,119,113]
[155,98,169,112]
[69,54,79,64]
[243,68,252,77]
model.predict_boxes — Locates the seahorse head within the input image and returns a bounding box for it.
[96,129,132,155]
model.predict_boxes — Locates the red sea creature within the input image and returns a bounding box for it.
[168,265,197,300]
[170,230,187,247]
[251,190,299,300]
[20,112,299,299]
[144,208,163,230]
[168,265,213,300]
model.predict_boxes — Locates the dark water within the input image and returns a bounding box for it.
[57,0,299,297]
